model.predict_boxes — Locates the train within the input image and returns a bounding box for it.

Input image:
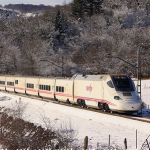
[0,74,142,114]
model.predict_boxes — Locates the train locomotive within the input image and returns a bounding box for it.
[0,74,142,114]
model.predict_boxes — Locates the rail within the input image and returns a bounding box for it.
[1,90,150,124]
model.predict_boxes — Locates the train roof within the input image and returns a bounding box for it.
[72,74,128,81]
[0,74,128,81]
[0,75,70,79]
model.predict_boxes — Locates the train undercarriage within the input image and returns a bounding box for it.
[77,99,110,112]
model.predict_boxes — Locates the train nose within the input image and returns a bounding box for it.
[121,101,141,111]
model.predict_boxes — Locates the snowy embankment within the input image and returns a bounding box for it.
[140,79,150,106]
[0,79,149,149]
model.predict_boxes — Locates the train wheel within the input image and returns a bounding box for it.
[104,103,110,112]
[77,99,82,107]
[77,99,86,108]
[81,100,86,108]
[98,102,103,110]
[66,99,70,104]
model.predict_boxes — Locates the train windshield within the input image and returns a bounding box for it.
[111,75,134,91]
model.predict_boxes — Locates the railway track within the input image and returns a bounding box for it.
[1,90,150,124]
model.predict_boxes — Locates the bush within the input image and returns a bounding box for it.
[0,112,56,149]
[0,104,78,149]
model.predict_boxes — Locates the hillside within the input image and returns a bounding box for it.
[0,1,149,78]
[0,7,19,20]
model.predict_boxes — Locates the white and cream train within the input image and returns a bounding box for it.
[0,74,142,114]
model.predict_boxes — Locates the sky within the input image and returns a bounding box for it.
[0,0,73,6]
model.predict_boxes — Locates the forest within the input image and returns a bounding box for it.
[0,0,150,78]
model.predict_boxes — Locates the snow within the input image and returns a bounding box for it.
[25,13,36,17]
[0,79,150,149]
[141,79,150,106]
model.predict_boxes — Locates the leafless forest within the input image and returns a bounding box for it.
[0,0,150,78]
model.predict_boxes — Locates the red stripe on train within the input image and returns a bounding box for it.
[15,87,25,90]
[7,86,14,89]
[55,93,72,97]
[74,96,116,106]
[0,85,5,87]
[26,89,36,92]
[39,90,52,95]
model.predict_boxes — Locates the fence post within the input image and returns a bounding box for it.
[146,139,150,149]
[84,136,88,150]
[136,130,137,149]
[109,135,110,146]
[124,138,127,150]
[97,142,100,149]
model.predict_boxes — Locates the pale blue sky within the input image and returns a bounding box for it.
[0,0,73,6]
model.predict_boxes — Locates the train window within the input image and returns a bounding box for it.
[131,80,136,90]
[59,86,61,92]
[62,87,64,92]
[56,86,58,92]
[107,81,114,88]
[39,85,51,91]
[15,80,18,84]
[56,86,64,92]
[113,76,130,88]
[7,82,14,86]
[27,83,34,89]
[111,75,134,91]
[0,81,5,85]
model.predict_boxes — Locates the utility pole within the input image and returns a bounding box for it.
[107,48,141,98]
[137,48,141,98]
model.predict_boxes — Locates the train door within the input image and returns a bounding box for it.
[98,80,110,111]
[0,76,6,91]
[53,79,56,100]
[101,82,104,100]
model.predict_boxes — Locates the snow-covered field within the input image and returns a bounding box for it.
[0,79,150,149]
[140,79,150,106]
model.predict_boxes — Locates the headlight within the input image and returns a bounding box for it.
[114,96,122,100]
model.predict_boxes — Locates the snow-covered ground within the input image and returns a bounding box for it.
[0,79,150,149]
[140,79,150,106]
